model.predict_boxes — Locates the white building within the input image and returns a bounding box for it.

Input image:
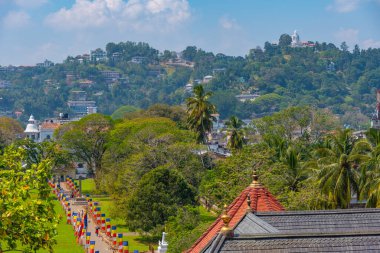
[185,83,193,93]
[235,93,260,102]
[24,115,61,142]
[39,120,60,142]
[203,75,213,83]
[24,115,39,141]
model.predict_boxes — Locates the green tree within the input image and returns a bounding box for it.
[312,129,367,208]
[55,113,113,188]
[186,85,216,144]
[225,116,245,150]
[0,117,23,151]
[0,145,59,252]
[125,167,196,235]
[111,105,139,120]
[282,146,307,191]
[278,34,292,47]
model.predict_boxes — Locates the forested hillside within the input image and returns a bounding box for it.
[1,35,380,127]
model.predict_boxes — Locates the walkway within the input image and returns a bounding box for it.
[61,182,114,253]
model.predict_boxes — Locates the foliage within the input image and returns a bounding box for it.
[2,39,380,123]
[0,117,23,152]
[311,129,368,208]
[111,105,139,120]
[225,116,245,150]
[55,113,113,187]
[124,167,196,236]
[186,85,216,143]
[166,206,216,253]
[0,145,58,252]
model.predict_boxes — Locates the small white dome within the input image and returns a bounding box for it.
[25,114,39,133]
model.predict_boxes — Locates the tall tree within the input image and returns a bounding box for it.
[186,85,216,144]
[225,116,245,150]
[124,167,196,235]
[55,113,113,187]
[313,129,367,208]
[278,33,292,47]
[0,117,24,151]
[0,145,59,252]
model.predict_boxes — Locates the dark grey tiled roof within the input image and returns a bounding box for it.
[219,233,380,252]
[234,213,279,235]
[255,208,380,233]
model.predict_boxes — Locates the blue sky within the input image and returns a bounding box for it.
[0,0,379,65]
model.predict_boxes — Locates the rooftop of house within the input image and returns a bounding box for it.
[40,121,61,130]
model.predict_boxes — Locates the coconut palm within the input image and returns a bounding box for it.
[313,129,369,208]
[225,116,245,150]
[186,85,216,144]
[358,129,380,207]
[282,147,308,192]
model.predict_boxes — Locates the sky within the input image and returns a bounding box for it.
[0,0,380,66]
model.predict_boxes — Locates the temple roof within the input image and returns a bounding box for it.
[187,175,284,253]
[203,209,380,252]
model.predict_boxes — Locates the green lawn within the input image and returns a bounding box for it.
[78,179,151,252]
[74,178,96,195]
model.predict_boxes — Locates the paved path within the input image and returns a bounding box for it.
[61,182,114,253]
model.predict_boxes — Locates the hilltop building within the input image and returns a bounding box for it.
[185,83,193,93]
[67,90,97,117]
[291,30,315,48]
[235,93,260,102]
[90,48,107,62]
[187,171,380,252]
[36,59,54,68]
[371,90,380,129]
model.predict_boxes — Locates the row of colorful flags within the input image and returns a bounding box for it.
[48,177,140,253]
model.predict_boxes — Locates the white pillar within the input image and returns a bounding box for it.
[158,232,168,253]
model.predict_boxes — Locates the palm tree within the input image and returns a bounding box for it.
[283,147,308,192]
[225,116,245,150]
[186,85,216,144]
[312,129,368,208]
[358,129,380,207]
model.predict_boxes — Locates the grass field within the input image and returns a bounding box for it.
[76,178,152,251]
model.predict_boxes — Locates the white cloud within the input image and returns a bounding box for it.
[334,28,359,44]
[14,0,47,8]
[45,0,190,32]
[2,11,30,29]
[362,39,380,48]
[327,0,363,13]
[219,16,240,30]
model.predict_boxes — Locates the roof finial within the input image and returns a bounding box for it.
[220,204,233,236]
[250,167,262,188]
[246,193,253,213]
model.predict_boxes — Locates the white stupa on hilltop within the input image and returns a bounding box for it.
[291,30,302,47]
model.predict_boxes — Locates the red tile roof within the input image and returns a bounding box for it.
[187,180,285,253]
[40,122,61,130]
